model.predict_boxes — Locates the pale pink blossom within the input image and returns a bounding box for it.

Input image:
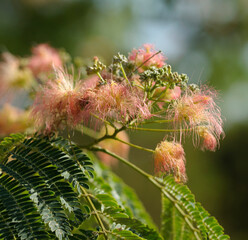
[31,68,88,132]
[153,86,181,109]
[0,53,33,93]
[0,104,31,136]
[128,44,166,72]
[167,86,224,145]
[197,126,218,151]
[97,125,130,167]
[88,81,152,124]
[153,86,181,101]
[28,44,62,76]
[202,132,217,151]
[82,74,100,89]
[154,140,187,183]
[164,86,182,101]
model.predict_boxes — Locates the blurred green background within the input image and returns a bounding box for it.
[0,0,248,239]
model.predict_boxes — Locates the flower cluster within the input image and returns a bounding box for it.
[0,43,224,183]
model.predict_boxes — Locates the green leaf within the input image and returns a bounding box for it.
[0,134,94,239]
[0,200,18,239]
[0,161,72,237]
[0,173,49,240]
[160,176,230,240]
[116,218,163,240]
[161,195,194,240]
[111,229,146,240]
[0,133,25,164]
[90,154,157,228]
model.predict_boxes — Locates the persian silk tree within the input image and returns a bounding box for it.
[0,43,229,240]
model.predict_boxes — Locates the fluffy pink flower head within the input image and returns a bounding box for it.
[167,86,224,145]
[31,68,87,132]
[97,124,130,167]
[28,44,62,76]
[89,81,152,124]
[128,44,166,72]
[154,140,187,183]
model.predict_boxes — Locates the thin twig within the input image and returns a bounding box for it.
[127,126,192,132]
[131,50,162,74]
[114,137,155,153]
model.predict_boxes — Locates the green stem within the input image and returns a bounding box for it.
[89,147,202,240]
[91,113,116,128]
[80,186,108,239]
[81,125,126,149]
[127,126,192,132]
[120,63,130,85]
[82,126,99,139]
[96,72,105,83]
[139,119,174,124]
[132,50,162,74]
[90,146,151,178]
[114,137,155,153]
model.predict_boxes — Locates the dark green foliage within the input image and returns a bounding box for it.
[160,176,230,240]
[0,174,49,240]
[69,230,98,240]
[0,133,25,164]
[91,158,157,228]
[0,134,229,240]
[0,200,18,239]
[161,196,195,240]
[0,134,162,240]
[110,229,146,239]
[88,160,163,240]
[0,134,92,239]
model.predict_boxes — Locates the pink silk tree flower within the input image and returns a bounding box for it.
[0,104,31,137]
[28,43,62,76]
[89,81,152,124]
[153,86,182,109]
[197,126,218,151]
[154,140,187,183]
[202,132,218,151]
[167,86,224,145]
[153,86,181,102]
[0,53,33,92]
[82,74,100,89]
[31,68,88,133]
[164,86,182,101]
[97,125,130,167]
[128,44,166,72]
